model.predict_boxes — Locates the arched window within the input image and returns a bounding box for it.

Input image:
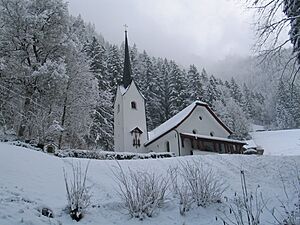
[166,141,170,152]
[131,101,137,109]
[199,116,202,120]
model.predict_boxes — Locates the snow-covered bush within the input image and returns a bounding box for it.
[56,149,174,160]
[63,162,91,221]
[220,170,265,225]
[113,163,169,219]
[169,160,226,215]
[178,183,193,216]
[181,160,226,207]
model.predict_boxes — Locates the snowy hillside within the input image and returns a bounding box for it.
[251,129,300,155]
[0,142,299,225]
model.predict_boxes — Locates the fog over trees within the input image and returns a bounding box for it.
[0,0,299,150]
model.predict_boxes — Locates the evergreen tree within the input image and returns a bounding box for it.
[229,77,243,104]
[283,0,300,64]
[169,61,188,116]
[136,52,161,130]
[130,43,139,80]
[206,75,220,108]
[187,65,205,102]
[275,80,296,129]
[242,83,253,119]
[107,44,122,95]
[214,98,250,140]
[156,58,172,122]
[84,36,113,150]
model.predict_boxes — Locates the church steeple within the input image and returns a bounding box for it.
[122,27,132,88]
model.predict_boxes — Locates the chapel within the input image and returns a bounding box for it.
[113,31,246,155]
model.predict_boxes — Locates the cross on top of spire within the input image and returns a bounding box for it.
[124,24,128,32]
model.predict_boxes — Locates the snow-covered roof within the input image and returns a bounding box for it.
[119,84,130,95]
[181,133,246,145]
[145,100,233,146]
[244,139,258,149]
[118,81,145,99]
[145,101,208,145]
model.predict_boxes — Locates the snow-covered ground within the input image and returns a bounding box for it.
[0,142,299,225]
[251,129,300,155]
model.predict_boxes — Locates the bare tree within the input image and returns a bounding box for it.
[248,0,300,82]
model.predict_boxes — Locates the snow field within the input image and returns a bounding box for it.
[0,142,299,225]
[251,129,300,155]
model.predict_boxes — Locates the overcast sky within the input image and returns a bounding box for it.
[67,0,255,70]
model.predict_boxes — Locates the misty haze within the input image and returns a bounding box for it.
[0,0,299,225]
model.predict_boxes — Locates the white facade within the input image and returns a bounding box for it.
[145,102,232,156]
[114,81,147,153]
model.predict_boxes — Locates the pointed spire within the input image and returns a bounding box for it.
[122,27,132,88]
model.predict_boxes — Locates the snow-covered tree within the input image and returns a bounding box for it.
[0,0,69,139]
[169,61,189,116]
[215,98,250,140]
[135,51,161,130]
[206,75,220,108]
[275,80,297,129]
[107,44,122,96]
[187,65,205,102]
[58,41,98,149]
[229,77,243,105]
[84,36,113,150]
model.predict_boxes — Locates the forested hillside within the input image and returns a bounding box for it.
[0,0,299,151]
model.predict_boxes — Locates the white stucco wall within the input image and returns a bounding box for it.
[114,87,124,152]
[177,106,229,137]
[146,130,179,155]
[145,104,231,156]
[114,81,148,153]
[178,105,230,155]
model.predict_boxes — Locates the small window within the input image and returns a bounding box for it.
[117,104,120,113]
[199,116,202,120]
[192,129,197,134]
[131,101,137,109]
[166,141,170,152]
[210,131,215,137]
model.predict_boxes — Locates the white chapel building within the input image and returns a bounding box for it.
[114,31,246,156]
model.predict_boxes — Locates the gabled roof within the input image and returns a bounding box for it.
[145,101,232,146]
[130,127,143,134]
[118,81,146,99]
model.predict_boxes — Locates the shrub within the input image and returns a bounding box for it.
[113,163,169,220]
[63,162,91,221]
[169,160,227,215]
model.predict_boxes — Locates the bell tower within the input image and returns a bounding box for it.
[113,29,148,153]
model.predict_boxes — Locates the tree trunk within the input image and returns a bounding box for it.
[18,91,33,138]
[58,96,68,149]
